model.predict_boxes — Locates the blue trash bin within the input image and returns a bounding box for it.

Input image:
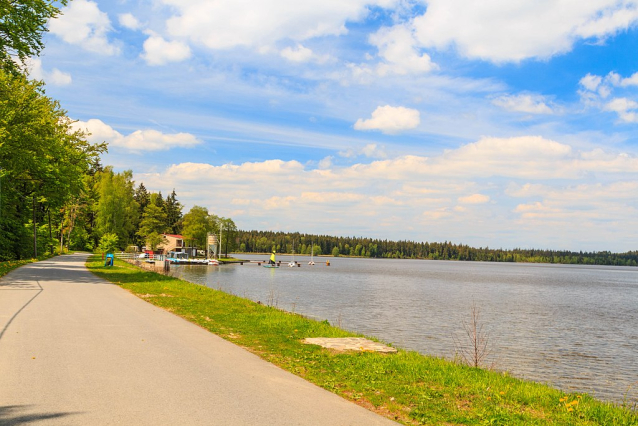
[105,253,114,267]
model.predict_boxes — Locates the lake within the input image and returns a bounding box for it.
[169,254,638,404]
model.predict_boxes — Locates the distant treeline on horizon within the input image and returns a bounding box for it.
[236,230,638,267]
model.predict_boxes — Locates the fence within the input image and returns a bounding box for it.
[114,252,171,273]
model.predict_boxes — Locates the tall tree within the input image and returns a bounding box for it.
[94,168,138,250]
[134,183,150,215]
[0,0,66,73]
[218,217,238,257]
[137,193,168,251]
[181,205,211,249]
[164,189,182,234]
[154,190,165,210]
[0,71,105,259]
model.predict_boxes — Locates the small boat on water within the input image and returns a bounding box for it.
[308,242,315,265]
[288,243,296,267]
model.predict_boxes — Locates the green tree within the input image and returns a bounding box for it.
[97,232,118,254]
[0,71,105,259]
[0,0,66,73]
[181,205,210,249]
[332,247,340,257]
[218,217,238,257]
[137,193,168,251]
[164,189,182,234]
[94,168,138,250]
[134,182,150,215]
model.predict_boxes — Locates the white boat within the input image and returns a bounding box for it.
[288,242,296,267]
[308,242,315,265]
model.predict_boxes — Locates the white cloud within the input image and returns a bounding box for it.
[161,0,399,50]
[620,72,638,87]
[141,33,192,66]
[119,13,142,30]
[458,194,490,204]
[71,119,201,151]
[25,58,72,86]
[318,156,333,169]
[136,136,638,250]
[580,73,603,91]
[604,98,638,123]
[492,94,553,114]
[579,71,638,122]
[352,136,638,180]
[49,0,119,55]
[369,24,437,76]
[354,105,420,134]
[411,0,638,63]
[361,144,387,159]
[280,44,314,62]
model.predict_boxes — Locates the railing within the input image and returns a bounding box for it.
[114,252,167,261]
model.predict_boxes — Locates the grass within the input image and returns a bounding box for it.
[87,256,637,425]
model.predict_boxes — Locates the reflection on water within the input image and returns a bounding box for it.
[170,255,638,404]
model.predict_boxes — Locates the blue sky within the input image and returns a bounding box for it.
[31,0,638,252]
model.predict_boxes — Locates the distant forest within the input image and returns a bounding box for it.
[236,230,638,267]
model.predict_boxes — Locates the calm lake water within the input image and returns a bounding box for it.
[169,255,638,404]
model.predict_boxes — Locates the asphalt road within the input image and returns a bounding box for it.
[0,254,397,425]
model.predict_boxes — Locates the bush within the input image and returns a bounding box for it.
[97,233,119,254]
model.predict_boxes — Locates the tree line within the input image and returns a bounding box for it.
[236,230,638,267]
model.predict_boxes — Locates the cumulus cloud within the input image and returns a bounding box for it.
[410,0,638,63]
[579,71,638,122]
[71,119,201,151]
[137,136,638,250]
[620,72,638,87]
[361,143,387,159]
[492,94,553,114]
[280,44,314,62]
[604,98,638,123]
[49,0,119,55]
[25,58,72,86]
[160,0,399,50]
[141,33,192,66]
[369,24,437,76]
[119,13,142,30]
[354,105,420,134]
[580,73,603,92]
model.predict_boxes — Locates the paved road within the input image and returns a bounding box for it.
[0,254,397,425]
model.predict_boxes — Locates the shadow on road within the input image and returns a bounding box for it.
[0,405,79,425]
[0,283,42,342]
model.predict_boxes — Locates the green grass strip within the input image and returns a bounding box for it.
[87,256,637,425]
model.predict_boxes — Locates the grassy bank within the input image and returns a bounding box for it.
[86,256,637,425]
